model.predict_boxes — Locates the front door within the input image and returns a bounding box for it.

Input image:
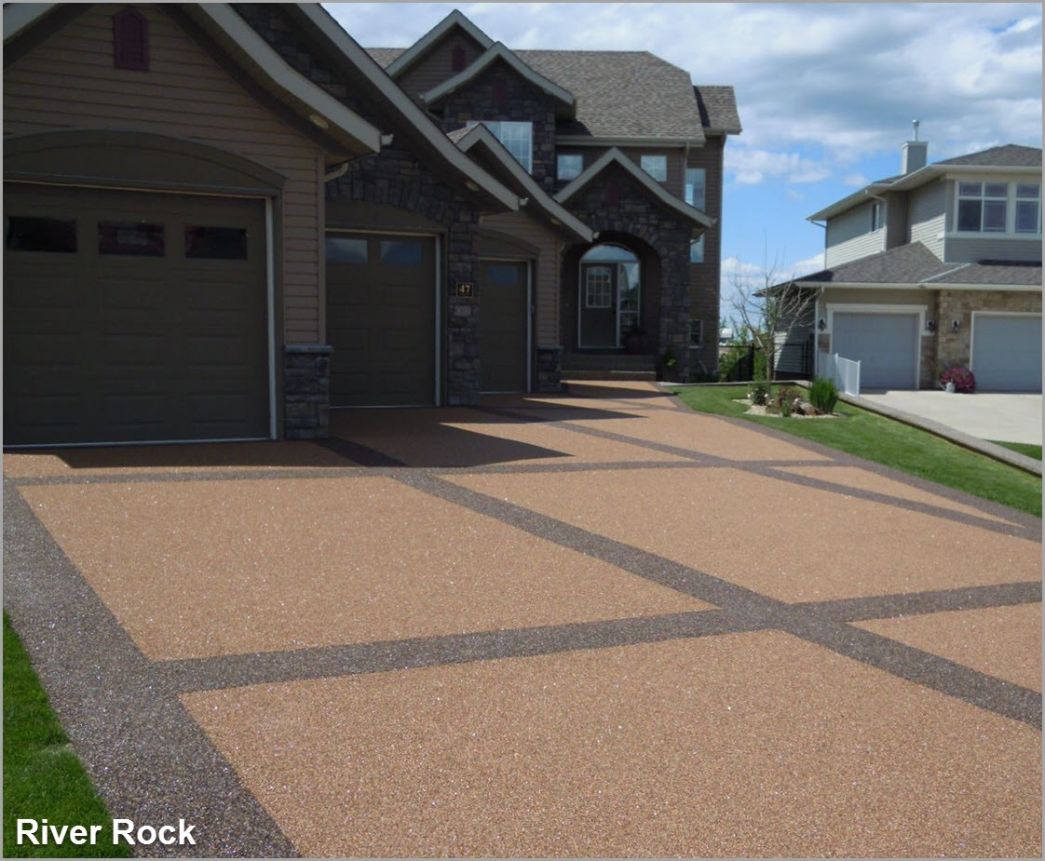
[479,260,529,393]
[579,263,617,347]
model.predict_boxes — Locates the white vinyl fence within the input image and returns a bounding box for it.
[819,352,861,396]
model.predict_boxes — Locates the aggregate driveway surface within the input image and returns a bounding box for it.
[3,382,1042,857]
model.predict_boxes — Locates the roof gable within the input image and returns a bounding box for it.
[454,124,593,241]
[385,9,493,78]
[420,43,576,116]
[555,147,713,228]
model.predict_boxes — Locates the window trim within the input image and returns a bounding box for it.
[688,318,704,349]
[685,167,706,209]
[640,154,668,182]
[870,200,883,232]
[952,179,1040,237]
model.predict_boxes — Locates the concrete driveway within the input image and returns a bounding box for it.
[3,381,1041,857]
[860,390,1043,445]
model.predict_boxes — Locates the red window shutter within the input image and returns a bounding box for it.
[451,45,467,72]
[113,8,149,71]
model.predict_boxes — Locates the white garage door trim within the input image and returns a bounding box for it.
[970,311,1043,392]
[325,227,443,407]
[5,180,277,447]
[822,303,927,388]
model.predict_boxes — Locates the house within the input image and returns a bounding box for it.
[778,136,1042,392]
[2,3,740,448]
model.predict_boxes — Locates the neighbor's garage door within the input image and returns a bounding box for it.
[832,311,919,390]
[972,313,1042,392]
[326,233,436,406]
[3,183,269,446]
[479,260,529,393]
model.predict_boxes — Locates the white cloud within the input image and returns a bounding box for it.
[843,173,870,187]
[726,147,831,185]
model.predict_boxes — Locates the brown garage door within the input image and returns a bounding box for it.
[3,183,269,446]
[479,260,529,393]
[326,233,436,406]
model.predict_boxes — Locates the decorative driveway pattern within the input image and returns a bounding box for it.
[3,382,1042,857]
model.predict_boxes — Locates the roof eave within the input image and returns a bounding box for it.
[385,9,494,78]
[792,279,1042,291]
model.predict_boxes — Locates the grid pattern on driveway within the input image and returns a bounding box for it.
[4,382,1042,857]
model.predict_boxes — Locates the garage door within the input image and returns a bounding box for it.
[972,314,1042,392]
[4,183,269,446]
[832,311,919,390]
[480,260,529,393]
[326,233,436,406]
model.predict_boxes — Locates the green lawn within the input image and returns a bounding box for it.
[672,385,1042,517]
[3,613,129,858]
[989,440,1043,461]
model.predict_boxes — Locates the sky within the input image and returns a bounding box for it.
[323,2,1042,316]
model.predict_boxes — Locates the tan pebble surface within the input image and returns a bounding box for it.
[182,631,1042,858]
[18,477,709,660]
[856,603,1042,691]
[449,467,1042,601]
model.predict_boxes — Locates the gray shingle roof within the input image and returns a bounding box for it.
[936,144,1042,168]
[514,50,706,140]
[792,242,1041,288]
[366,45,733,142]
[693,85,741,133]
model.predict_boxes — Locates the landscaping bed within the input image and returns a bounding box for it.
[672,384,1042,517]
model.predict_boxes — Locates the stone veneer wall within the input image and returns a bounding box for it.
[439,59,559,193]
[936,289,1042,380]
[284,345,331,439]
[238,4,487,424]
[563,163,694,381]
[536,346,563,392]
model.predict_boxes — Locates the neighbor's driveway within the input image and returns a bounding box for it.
[3,382,1041,857]
[861,390,1043,445]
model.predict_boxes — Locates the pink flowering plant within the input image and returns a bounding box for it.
[939,366,976,393]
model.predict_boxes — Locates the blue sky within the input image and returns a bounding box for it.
[323,2,1042,308]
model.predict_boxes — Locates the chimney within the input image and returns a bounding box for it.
[902,120,928,174]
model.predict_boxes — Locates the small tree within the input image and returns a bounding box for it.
[730,255,820,397]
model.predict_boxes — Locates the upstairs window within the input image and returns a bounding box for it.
[640,154,667,182]
[112,8,149,71]
[1016,183,1041,234]
[870,201,883,231]
[689,235,705,263]
[685,168,706,209]
[689,319,704,348]
[480,121,532,173]
[557,153,583,181]
[957,181,1008,233]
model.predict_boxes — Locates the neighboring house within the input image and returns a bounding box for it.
[2,3,740,448]
[778,139,1042,392]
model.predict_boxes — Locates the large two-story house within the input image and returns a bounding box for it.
[2,3,740,448]
[779,139,1042,392]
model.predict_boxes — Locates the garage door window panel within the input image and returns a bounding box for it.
[99,222,164,256]
[6,216,77,253]
[380,239,423,266]
[325,237,368,264]
[185,226,248,260]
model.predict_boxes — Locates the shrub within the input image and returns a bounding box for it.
[939,366,976,393]
[775,385,800,417]
[750,382,769,405]
[753,348,767,382]
[809,377,839,414]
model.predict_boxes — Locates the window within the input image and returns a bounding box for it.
[558,153,583,181]
[1016,184,1041,234]
[98,222,164,256]
[584,266,613,308]
[380,239,423,265]
[640,154,667,182]
[689,319,703,348]
[685,168,705,209]
[957,181,1008,233]
[185,226,247,260]
[481,121,532,173]
[689,235,705,263]
[112,8,149,71]
[326,237,368,263]
[870,201,883,231]
[6,217,77,253]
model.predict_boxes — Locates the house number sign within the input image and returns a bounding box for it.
[454,281,475,298]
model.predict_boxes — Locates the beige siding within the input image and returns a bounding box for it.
[397,30,487,103]
[908,178,946,260]
[825,201,886,267]
[480,210,562,345]
[4,3,327,345]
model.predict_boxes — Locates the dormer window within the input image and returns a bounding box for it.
[451,44,467,72]
[112,8,149,71]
